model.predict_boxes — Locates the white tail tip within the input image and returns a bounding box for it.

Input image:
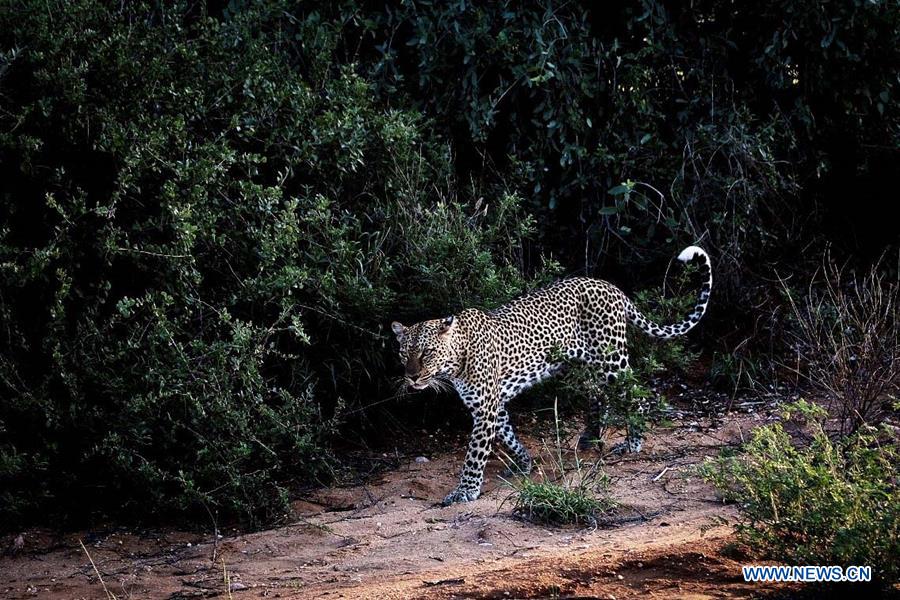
[677,245,708,262]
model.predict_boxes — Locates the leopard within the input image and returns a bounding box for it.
[391,245,712,506]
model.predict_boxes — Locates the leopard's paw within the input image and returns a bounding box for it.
[442,487,480,506]
[607,442,627,456]
[606,440,642,456]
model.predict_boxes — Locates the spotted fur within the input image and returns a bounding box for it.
[391,246,712,505]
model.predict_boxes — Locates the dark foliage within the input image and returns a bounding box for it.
[0,1,545,526]
[1,0,897,526]
[335,0,898,350]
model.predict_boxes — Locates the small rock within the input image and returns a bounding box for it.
[230,582,248,591]
[415,456,430,463]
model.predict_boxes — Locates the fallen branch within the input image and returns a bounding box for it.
[423,577,465,587]
[652,466,671,482]
[79,539,115,600]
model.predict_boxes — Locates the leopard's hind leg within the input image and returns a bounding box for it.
[577,359,642,453]
[575,300,644,454]
[495,404,532,476]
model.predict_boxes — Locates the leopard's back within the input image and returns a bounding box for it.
[474,278,630,394]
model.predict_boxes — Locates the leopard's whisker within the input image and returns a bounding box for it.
[431,377,452,393]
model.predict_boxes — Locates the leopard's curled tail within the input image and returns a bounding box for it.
[624,245,712,340]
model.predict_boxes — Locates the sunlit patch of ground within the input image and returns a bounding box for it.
[2,401,808,599]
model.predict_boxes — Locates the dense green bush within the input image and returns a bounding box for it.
[1,0,897,527]
[0,1,546,525]
[333,0,898,349]
[701,401,900,584]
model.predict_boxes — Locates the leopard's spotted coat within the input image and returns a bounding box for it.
[392,246,712,505]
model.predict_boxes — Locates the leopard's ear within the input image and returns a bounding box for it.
[438,315,456,336]
[390,321,406,341]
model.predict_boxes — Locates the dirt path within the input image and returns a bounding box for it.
[2,408,794,599]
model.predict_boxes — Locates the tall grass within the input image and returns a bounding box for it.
[503,399,615,527]
[783,253,899,435]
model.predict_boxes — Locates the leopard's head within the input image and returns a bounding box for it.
[391,316,465,390]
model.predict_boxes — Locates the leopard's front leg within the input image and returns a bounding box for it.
[443,400,499,506]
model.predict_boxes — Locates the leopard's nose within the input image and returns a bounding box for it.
[405,358,422,378]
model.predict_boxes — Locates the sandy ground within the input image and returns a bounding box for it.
[1,404,801,599]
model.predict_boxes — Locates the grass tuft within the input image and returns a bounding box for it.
[511,476,614,527]
[504,399,616,527]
